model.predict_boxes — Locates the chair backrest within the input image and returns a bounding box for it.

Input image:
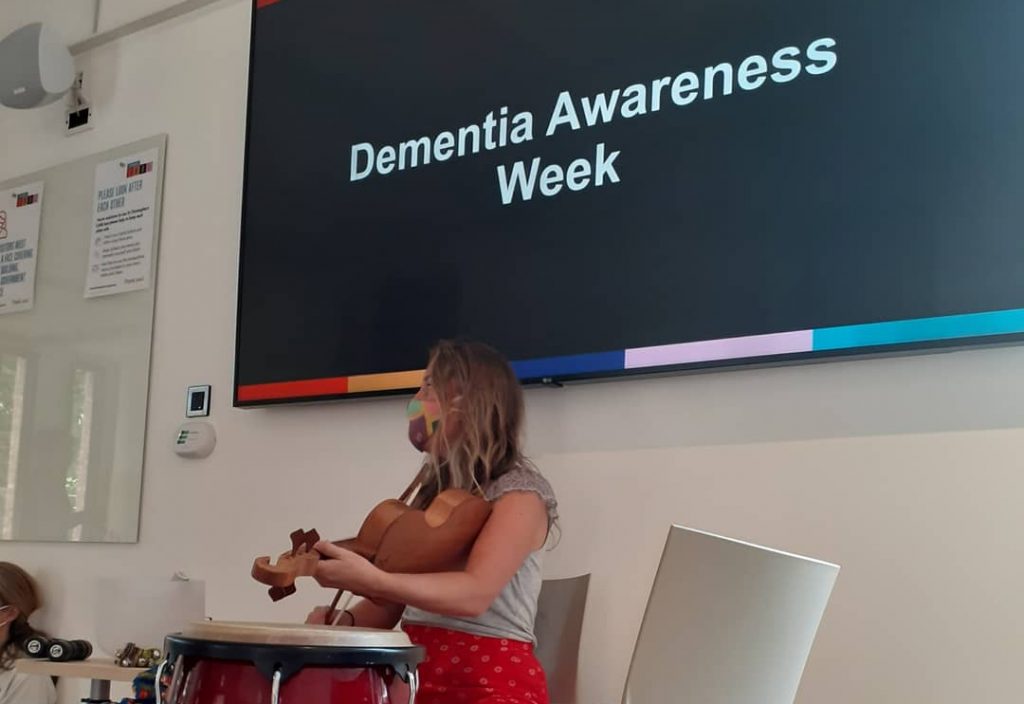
[622,526,839,704]
[534,574,591,704]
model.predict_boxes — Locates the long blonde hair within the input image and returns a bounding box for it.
[405,340,529,508]
[0,562,46,670]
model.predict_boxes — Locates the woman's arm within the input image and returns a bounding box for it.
[314,491,548,619]
[305,597,404,629]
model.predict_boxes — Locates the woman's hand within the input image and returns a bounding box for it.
[313,541,384,597]
[304,605,337,625]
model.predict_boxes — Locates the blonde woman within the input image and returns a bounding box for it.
[308,340,558,704]
[0,562,56,704]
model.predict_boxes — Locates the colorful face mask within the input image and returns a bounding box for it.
[407,396,442,452]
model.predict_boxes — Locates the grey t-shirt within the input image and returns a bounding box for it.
[402,466,558,644]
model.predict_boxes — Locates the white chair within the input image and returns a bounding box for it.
[622,526,839,704]
[534,574,590,704]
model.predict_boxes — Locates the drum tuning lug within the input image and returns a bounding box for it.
[270,669,282,704]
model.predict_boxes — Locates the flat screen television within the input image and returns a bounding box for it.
[235,0,1024,405]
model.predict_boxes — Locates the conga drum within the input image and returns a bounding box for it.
[160,621,424,704]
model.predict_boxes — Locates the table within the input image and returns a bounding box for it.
[15,658,146,702]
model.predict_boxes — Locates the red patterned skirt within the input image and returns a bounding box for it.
[403,624,550,704]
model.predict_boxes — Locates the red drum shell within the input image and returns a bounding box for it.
[168,656,410,704]
[164,621,423,704]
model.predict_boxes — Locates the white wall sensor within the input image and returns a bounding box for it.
[173,421,216,459]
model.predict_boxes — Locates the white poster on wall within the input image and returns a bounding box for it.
[85,148,159,298]
[0,181,44,315]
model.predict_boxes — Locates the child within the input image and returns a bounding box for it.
[0,562,57,704]
[309,340,558,704]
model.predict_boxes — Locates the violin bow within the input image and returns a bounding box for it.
[326,589,355,626]
[322,481,420,625]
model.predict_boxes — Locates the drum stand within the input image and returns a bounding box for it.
[80,675,127,704]
[81,680,114,704]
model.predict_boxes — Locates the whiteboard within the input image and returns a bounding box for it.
[0,134,166,543]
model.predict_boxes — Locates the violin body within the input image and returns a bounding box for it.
[252,489,492,600]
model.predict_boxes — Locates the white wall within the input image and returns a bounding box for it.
[1,2,1023,703]
[0,1,94,45]
[0,0,189,44]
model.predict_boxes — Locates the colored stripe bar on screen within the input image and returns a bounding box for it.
[511,350,625,380]
[625,330,813,369]
[237,369,425,402]
[237,376,349,402]
[256,0,283,9]
[237,308,1024,402]
[813,308,1024,351]
[347,370,425,394]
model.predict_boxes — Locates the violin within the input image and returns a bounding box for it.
[252,488,492,602]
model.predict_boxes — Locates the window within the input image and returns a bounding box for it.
[0,355,27,540]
